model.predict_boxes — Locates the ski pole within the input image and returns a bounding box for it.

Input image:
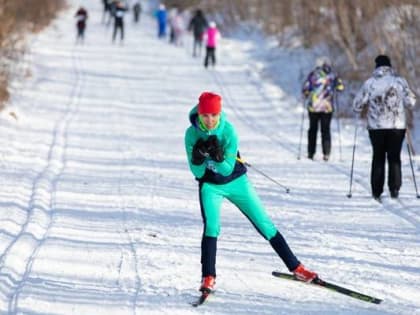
[335,93,343,161]
[297,97,306,160]
[236,157,290,193]
[347,124,358,198]
[406,133,420,198]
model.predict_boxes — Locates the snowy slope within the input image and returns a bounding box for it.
[0,1,419,314]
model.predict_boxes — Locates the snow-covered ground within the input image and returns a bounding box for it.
[0,1,419,314]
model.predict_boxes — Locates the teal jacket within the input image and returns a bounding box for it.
[184,106,246,184]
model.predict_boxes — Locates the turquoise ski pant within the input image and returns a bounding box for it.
[199,174,299,277]
[200,174,277,240]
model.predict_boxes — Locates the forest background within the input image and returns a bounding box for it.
[167,0,419,117]
[0,0,419,133]
[0,0,66,110]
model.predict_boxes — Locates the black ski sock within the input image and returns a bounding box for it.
[269,231,300,271]
[201,236,217,277]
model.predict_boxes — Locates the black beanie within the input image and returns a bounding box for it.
[375,55,392,68]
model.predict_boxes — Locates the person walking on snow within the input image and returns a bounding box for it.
[203,22,220,68]
[302,57,344,161]
[172,10,186,46]
[132,0,142,23]
[112,1,126,43]
[353,55,416,200]
[102,0,111,24]
[188,9,208,57]
[155,4,167,38]
[168,7,184,46]
[107,0,118,25]
[184,92,318,293]
[75,6,88,43]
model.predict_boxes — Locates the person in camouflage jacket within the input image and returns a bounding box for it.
[353,55,416,200]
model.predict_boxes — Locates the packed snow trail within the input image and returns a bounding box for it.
[0,1,419,314]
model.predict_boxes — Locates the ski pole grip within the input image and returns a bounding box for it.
[236,157,249,166]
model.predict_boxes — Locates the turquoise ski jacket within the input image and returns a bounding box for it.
[184,106,246,184]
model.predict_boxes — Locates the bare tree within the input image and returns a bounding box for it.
[0,0,65,109]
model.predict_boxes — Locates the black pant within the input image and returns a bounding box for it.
[204,47,216,68]
[368,129,406,197]
[192,37,203,57]
[133,8,140,22]
[77,26,85,40]
[113,22,124,41]
[308,112,332,158]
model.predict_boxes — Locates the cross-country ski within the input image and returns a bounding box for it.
[272,271,382,304]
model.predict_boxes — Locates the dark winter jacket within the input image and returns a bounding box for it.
[114,5,126,26]
[133,2,141,13]
[188,11,208,39]
[185,106,246,184]
[75,8,88,29]
[353,66,416,129]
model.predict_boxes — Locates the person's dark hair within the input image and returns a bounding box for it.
[322,63,331,73]
[375,55,392,68]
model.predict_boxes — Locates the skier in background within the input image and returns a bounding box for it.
[155,4,167,38]
[132,0,142,23]
[302,57,344,161]
[168,7,185,46]
[203,21,220,68]
[102,0,110,23]
[168,6,178,44]
[107,0,118,26]
[353,55,416,201]
[112,1,126,43]
[185,91,318,293]
[75,6,88,44]
[188,9,208,57]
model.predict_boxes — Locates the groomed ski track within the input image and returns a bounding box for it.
[0,1,419,314]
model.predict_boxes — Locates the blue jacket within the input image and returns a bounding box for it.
[156,9,167,25]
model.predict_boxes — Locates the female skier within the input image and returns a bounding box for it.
[184,92,318,292]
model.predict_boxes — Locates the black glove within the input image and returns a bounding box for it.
[206,135,224,162]
[192,138,208,165]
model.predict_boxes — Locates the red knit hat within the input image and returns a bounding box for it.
[198,92,222,114]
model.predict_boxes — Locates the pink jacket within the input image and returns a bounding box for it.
[204,27,220,48]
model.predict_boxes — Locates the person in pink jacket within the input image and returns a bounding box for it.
[203,21,220,68]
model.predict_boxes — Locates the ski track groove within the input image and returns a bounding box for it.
[0,45,84,314]
[116,89,142,315]
[210,68,420,234]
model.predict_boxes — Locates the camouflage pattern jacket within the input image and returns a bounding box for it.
[353,66,416,129]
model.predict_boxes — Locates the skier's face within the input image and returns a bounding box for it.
[200,113,220,130]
